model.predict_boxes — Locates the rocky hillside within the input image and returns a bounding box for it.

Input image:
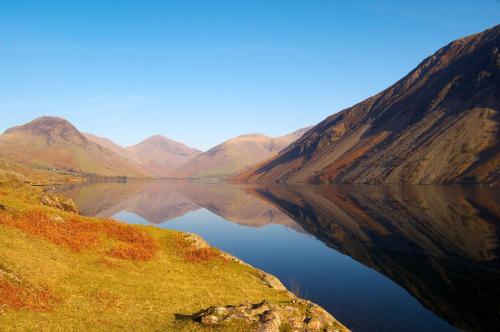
[170,127,311,179]
[125,135,201,178]
[235,25,500,185]
[0,117,146,177]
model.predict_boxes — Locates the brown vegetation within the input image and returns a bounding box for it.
[0,278,57,312]
[184,247,221,263]
[0,210,158,261]
[174,237,222,263]
[99,219,159,261]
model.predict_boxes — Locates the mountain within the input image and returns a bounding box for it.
[125,135,201,178]
[235,25,500,185]
[0,116,146,177]
[57,181,303,231]
[83,132,132,160]
[170,127,312,179]
[176,183,304,231]
[84,133,202,178]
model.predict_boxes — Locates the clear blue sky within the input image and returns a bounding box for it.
[1,0,499,151]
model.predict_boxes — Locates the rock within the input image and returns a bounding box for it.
[40,193,79,214]
[259,271,287,291]
[50,214,65,224]
[184,233,210,249]
[0,170,26,187]
[307,317,322,330]
[0,203,7,210]
[58,197,79,214]
[258,309,281,332]
[192,299,350,332]
[200,314,219,325]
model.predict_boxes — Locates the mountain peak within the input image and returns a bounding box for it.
[125,135,201,177]
[4,116,78,135]
[3,116,87,146]
[132,135,201,154]
[145,135,169,142]
[170,127,311,179]
[135,135,180,147]
[0,116,147,177]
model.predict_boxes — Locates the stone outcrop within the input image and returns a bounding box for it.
[194,299,348,332]
[0,170,27,187]
[182,232,349,331]
[40,193,79,214]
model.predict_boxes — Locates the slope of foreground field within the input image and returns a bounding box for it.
[0,172,347,331]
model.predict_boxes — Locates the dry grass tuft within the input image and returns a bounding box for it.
[173,237,221,263]
[0,210,100,251]
[92,289,122,309]
[0,278,58,312]
[184,247,221,263]
[98,257,121,269]
[100,220,158,261]
[0,210,158,261]
[107,242,156,261]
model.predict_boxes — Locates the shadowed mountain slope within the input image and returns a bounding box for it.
[235,25,500,185]
[0,117,147,177]
[171,127,312,179]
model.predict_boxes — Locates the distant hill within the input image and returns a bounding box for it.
[0,116,146,177]
[84,133,202,178]
[170,127,312,179]
[235,25,500,185]
[124,135,202,178]
[83,132,133,161]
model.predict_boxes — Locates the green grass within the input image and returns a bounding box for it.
[0,174,294,331]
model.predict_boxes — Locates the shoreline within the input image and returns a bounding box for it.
[0,169,349,331]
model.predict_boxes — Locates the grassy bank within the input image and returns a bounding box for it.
[0,170,348,331]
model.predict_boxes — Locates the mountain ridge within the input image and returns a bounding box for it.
[233,24,500,185]
[0,116,147,177]
[0,116,312,180]
[124,135,202,178]
[170,126,313,179]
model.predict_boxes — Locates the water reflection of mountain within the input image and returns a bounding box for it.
[177,183,303,231]
[251,185,500,332]
[57,182,200,223]
[58,181,500,331]
[58,181,302,231]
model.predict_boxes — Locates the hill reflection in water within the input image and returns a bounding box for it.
[57,181,500,332]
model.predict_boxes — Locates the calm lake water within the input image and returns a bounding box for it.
[55,181,500,332]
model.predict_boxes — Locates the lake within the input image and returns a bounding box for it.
[54,181,500,332]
